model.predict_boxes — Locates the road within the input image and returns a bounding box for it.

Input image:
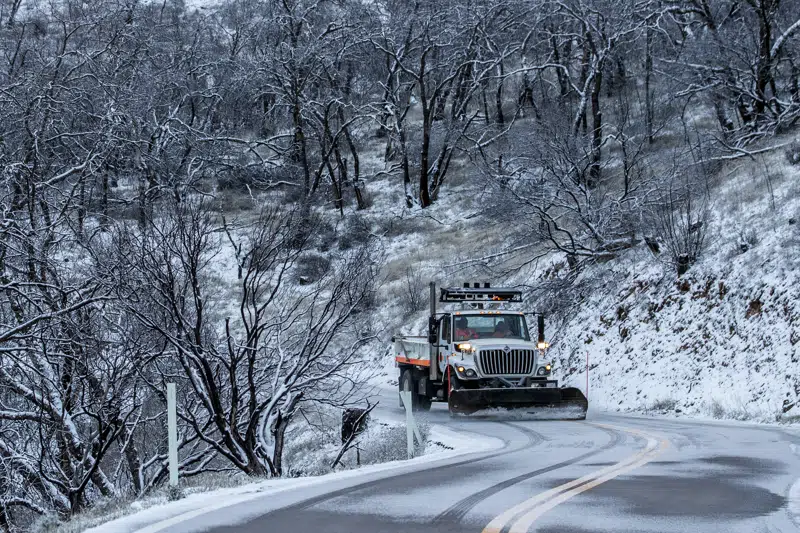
[166,404,800,533]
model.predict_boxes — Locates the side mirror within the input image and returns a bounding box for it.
[536,315,549,349]
[537,315,545,344]
[428,317,438,344]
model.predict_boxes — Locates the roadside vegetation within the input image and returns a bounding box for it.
[1,0,800,529]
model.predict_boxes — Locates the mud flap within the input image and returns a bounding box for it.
[448,386,588,417]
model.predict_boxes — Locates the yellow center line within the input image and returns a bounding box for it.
[482,423,669,533]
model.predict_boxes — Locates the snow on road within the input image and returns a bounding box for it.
[83,412,502,533]
[153,411,800,533]
[78,399,800,533]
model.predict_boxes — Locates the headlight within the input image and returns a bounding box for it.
[455,366,477,378]
[536,365,551,376]
[456,343,475,353]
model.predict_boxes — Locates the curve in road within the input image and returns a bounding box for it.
[162,408,800,533]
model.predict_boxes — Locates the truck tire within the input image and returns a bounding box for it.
[417,394,432,411]
[448,372,462,417]
[399,369,419,411]
[449,370,462,392]
[400,369,432,412]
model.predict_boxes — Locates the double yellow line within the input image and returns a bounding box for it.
[482,423,669,533]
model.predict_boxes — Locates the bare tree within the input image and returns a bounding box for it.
[121,199,378,477]
[661,0,800,142]
[372,0,520,207]
[649,162,710,276]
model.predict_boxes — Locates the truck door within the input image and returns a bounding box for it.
[438,314,451,374]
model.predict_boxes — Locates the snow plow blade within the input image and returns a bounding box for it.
[448,386,588,418]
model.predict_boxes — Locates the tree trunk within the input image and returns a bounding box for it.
[552,33,569,98]
[754,0,775,120]
[292,99,311,198]
[338,112,366,210]
[495,61,505,125]
[482,86,490,125]
[101,169,109,230]
[645,24,654,144]
[121,425,143,495]
[714,93,735,134]
[419,112,432,208]
[270,414,289,477]
[5,0,23,26]
[589,68,603,187]
[419,52,431,208]
[434,85,449,121]
[331,146,345,216]
[397,118,413,208]
[77,177,86,240]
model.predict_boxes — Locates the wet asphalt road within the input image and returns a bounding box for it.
[170,405,800,533]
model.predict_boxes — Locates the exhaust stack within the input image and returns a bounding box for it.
[538,315,545,344]
[429,282,439,381]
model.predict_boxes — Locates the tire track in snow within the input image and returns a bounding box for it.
[431,422,623,525]
[274,420,542,514]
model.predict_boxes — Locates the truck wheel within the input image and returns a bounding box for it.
[399,370,419,411]
[397,370,405,408]
[449,370,462,392]
[417,395,432,411]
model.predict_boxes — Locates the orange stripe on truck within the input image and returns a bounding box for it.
[395,356,431,367]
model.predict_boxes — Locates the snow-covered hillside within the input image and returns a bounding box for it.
[357,137,800,424]
[549,145,800,421]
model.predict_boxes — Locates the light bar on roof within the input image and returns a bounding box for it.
[439,287,523,303]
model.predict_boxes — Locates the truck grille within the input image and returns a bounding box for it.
[478,349,536,376]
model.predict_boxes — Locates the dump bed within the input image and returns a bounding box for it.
[394,335,431,367]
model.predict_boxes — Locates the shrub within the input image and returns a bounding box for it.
[652,187,709,277]
[737,227,759,253]
[338,215,372,251]
[399,267,427,316]
[294,253,331,284]
[785,140,800,165]
[649,397,678,411]
[359,421,429,463]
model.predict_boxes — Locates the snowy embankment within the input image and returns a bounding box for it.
[553,147,800,422]
[76,421,501,533]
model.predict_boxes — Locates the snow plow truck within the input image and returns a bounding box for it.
[395,283,588,417]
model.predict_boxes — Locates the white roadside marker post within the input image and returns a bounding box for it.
[167,383,179,487]
[585,351,590,401]
[400,391,423,459]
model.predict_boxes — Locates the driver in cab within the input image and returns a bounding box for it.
[455,317,478,340]
[492,321,511,338]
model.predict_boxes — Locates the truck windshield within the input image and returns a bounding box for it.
[453,314,529,341]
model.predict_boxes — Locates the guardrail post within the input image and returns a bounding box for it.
[167,383,179,487]
[400,391,423,458]
[586,351,590,401]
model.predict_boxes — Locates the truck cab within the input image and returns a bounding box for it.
[394,283,586,417]
[432,310,555,388]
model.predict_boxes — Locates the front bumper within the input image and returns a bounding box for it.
[448,385,588,414]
